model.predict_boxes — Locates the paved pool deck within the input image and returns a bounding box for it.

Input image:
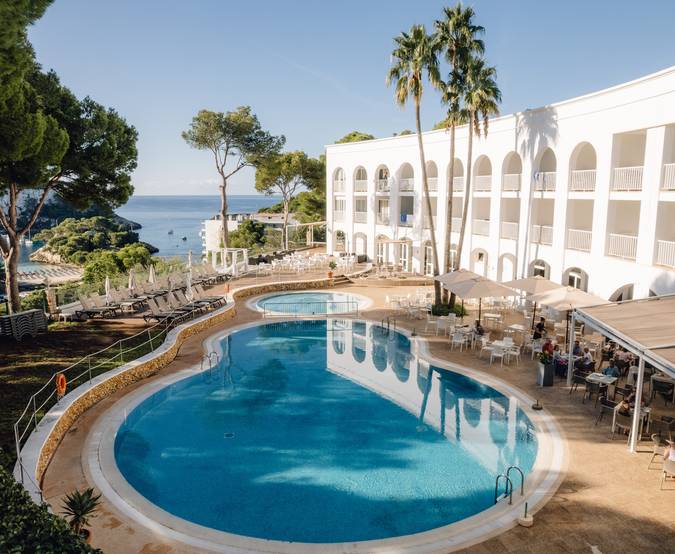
[40,281,675,554]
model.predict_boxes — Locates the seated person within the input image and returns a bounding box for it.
[473,320,485,336]
[665,440,675,462]
[552,344,567,377]
[572,340,583,357]
[618,397,632,416]
[575,347,594,370]
[533,317,546,340]
[603,359,621,378]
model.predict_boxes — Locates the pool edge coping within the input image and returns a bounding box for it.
[87,317,568,554]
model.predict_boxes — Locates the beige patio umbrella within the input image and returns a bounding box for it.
[447,277,517,321]
[529,286,609,345]
[435,269,481,289]
[503,276,564,329]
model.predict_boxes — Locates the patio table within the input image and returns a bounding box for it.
[586,372,618,385]
[651,373,675,403]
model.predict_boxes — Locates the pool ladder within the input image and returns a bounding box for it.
[381,316,397,335]
[494,466,525,505]
[201,351,219,371]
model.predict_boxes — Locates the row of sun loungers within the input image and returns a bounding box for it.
[143,286,226,324]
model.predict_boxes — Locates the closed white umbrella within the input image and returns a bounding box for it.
[185,269,194,301]
[128,268,137,295]
[448,277,517,321]
[104,275,111,305]
[148,264,156,285]
[186,250,193,270]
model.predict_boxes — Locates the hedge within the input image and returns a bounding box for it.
[0,464,100,553]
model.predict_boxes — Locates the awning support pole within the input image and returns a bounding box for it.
[566,311,576,387]
[629,356,645,453]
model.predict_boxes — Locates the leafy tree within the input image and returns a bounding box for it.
[82,250,122,283]
[434,3,484,303]
[397,129,413,135]
[335,131,375,144]
[181,107,284,250]
[0,57,138,312]
[255,151,323,249]
[229,219,266,250]
[116,243,151,270]
[455,56,500,283]
[387,24,443,305]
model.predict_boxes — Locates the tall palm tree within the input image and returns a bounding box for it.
[434,4,485,303]
[455,56,501,277]
[386,25,443,305]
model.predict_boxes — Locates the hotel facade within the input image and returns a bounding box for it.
[325,67,675,301]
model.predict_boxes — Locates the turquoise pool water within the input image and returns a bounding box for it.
[115,320,538,543]
[255,291,362,315]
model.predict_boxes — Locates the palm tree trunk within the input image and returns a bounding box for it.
[443,122,456,305]
[456,114,474,274]
[415,100,441,306]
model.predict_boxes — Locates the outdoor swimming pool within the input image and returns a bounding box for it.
[253,290,366,315]
[114,320,539,544]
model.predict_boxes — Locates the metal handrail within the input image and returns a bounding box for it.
[506,465,525,496]
[494,474,513,505]
[13,302,216,485]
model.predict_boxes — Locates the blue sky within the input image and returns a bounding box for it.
[29,0,675,196]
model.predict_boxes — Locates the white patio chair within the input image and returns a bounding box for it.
[490,346,506,366]
[450,332,466,352]
[660,458,675,490]
[478,337,493,359]
[507,345,522,365]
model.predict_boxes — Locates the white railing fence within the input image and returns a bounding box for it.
[423,215,437,230]
[376,213,390,225]
[607,233,638,259]
[534,172,556,191]
[333,179,345,193]
[376,179,390,192]
[333,211,345,222]
[569,169,596,192]
[612,166,643,191]
[567,228,592,252]
[474,175,492,192]
[502,173,521,191]
[263,301,360,318]
[354,179,368,192]
[662,163,675,191]
[451,217,463,232]
[353,212,367,223]
[531,224,553,245]
[501,221,519,240]
[473,219,490,236]
[427,177,438,191]
[399,178,414,191]
[655,240,675,267]
[452,176,464,192]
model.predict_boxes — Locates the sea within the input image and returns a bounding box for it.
[18,194,281,270]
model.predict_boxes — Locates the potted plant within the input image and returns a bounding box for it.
[62,487,102,543]
[536,351,555,387]
[327,261,337,279]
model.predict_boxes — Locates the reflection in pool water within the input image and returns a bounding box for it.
[115,319,538,543]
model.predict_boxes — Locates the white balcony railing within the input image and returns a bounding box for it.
[334,211,344,222]
[376,213,390,225]
[451,217,463,232]
[354,179,368,192]
[452,176,464,192]
[502,173,521,191]
[534,172,556,191]
[531,224,553,245]
[607,233,638,259]
[333,179,345,193]
[567,228,592,252]
[399,178,414,191]
[662,163,675,191]
[500,221,519,240]
[473,219,490,236]
[612,166,643,191]
[354,212,367,223]
[426,177,438,191]
[569,169,596,192]
[656,240,675,267]
[423,215,437,229]
[376,179,390,193]
[474,175,491,192]
[399,213,414,227]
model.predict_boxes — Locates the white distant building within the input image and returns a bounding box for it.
[325,66,675,301]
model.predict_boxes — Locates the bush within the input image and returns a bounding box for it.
[82,250,122,283]
[116,244,151,270]
[0,464,100,553]
[21,289,46,311]
[431,303,467,317]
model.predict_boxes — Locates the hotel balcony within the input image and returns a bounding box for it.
[655,240,675,268]
[376,179,390,193]
[333,179,345,193]
[423,215,437,230]
[662,163,675,191]
[534,172,556,192]
[502,173,521,192]
[354,212,367,223]
[474,175,491,192]
[500,221,519,240]
[606,233,638,260]
[354,179,368,193]
[399,178,414,192]
[612,166,643,191]
[427,177,438,192]
[531,224,553,246]
[451,216,463,231]
[567,228,592,252]
[452,177,464,192]
[334,210,344,222]
[473,219,490,236]
[376,213,390,225]
[399,213,413,227]
[569,170,596,192]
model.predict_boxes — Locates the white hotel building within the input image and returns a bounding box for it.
[326,67,675,301]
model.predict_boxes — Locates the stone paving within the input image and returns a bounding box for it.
[40,280,675,554]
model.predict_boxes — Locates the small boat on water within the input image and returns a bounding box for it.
[181,236,187,241]
[168,229,174,235]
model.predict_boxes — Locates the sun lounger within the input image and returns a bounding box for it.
[143,298,187,324]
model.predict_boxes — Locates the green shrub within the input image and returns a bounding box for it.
[82,250,122,283]
[431,303,467,317]
[20,289,46,311]
[0,464,100,553]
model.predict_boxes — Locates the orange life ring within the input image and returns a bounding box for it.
[56,373,67,397]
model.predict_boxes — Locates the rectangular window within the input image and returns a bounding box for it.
[334,198,345,211]
[354,198,367,213]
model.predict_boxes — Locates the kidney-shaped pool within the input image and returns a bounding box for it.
[113,319,544,545]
